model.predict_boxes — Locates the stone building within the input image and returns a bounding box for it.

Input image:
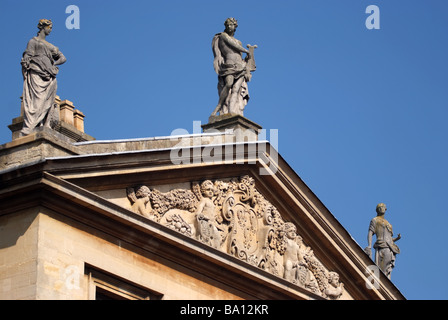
[0,99,405,300]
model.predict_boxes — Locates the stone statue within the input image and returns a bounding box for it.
[364,203,401,278]
[211,18,256,117]
[20,19,67,136]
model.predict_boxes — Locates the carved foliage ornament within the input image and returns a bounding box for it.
[126,175,344,299]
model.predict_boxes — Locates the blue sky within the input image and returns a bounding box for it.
[1,0,447,300]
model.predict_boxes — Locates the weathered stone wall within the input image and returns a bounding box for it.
[1,207,248,299]
[0,209,39,299]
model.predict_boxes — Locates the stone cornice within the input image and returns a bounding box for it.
[0,141,405,300]
[0,171,324,300]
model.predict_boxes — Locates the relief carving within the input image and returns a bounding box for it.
[194,180,225,249]
[126,175,344,299]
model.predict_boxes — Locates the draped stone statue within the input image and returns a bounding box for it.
[211,18,256,117]
[364,203,401,279]
[20,19,67,136]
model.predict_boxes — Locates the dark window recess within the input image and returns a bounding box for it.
[85,265,163,300]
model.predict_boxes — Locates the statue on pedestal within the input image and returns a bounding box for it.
[20,19,66,136]
[364,203,401,279]
[211,18,256,117]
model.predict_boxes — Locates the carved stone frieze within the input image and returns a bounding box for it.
[126,175,344,299]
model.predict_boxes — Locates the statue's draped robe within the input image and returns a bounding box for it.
[368,216,400,276]
[212,33,249,115]
[21,37,62,135]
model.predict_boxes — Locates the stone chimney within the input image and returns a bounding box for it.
[73,109,85,132]
[59,99,75,126]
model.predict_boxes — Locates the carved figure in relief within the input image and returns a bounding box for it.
[279,228,321,294]
[194,180,223,249]
[126,185,154,219]
[282,222,305,283]
[324,272,344,300]
[364,203,401,279]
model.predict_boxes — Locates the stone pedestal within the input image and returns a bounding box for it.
[7,96,93,143]
[202,114,262,143]
[7,116,25,141]
[0,126,84,170]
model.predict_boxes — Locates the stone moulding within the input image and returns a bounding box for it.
[126,174,345,299]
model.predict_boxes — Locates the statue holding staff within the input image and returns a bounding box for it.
[20,19,66,136]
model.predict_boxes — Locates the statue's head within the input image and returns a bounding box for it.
[200,180,215,198]
[135,185,151,199]
[328,272,340,286]
[224,17,238,32]
[283,222,297,239]
[376,203,387,215]
[37,19,53,35]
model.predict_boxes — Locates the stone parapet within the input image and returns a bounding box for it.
[0,128,248,172]
[0,127,84,171]
[72,131,235,155]
[202,114,262,142]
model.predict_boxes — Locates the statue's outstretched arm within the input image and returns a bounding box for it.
[221,33,249,54]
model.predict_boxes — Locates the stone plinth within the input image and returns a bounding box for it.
[8,116,25,141]
[202,114,262,143]
[7,96,92,143]
[0,127,84,171]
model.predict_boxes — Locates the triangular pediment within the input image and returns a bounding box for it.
[119,174,348,299]
[0,137,404,300]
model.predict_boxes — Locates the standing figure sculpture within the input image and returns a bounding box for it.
[20,19,67,136]
[364,203,401,279]
[211,18,256,117]
[195,180,222,249]
[282,222,305,283]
